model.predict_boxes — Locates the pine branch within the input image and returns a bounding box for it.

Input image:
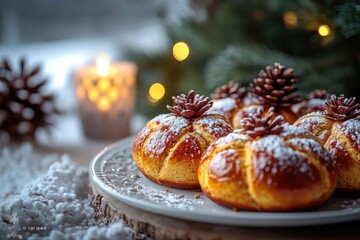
[204,44,312,90]
[334,1,360,38]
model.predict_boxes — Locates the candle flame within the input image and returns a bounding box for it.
[96,54,110,77]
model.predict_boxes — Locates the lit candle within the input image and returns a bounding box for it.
[74,54,137,140]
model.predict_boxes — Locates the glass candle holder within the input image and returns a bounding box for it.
[73,55,137,140]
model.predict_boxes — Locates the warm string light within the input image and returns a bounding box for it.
[282,11,332,40]
[172,42,190,61]
[283,11,298,29]
[318,24,331,37]
[148,83,165,104]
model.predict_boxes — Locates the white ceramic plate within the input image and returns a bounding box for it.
[89,136,360,227]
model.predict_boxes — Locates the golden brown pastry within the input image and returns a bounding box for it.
[198,107,336,211]
[292,89,331,117]
[233,63,301,128]
[208,82,247,125]
[294,94,360,194]
[133,90,233,189]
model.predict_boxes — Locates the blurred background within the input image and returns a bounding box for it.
[0,0,359,145]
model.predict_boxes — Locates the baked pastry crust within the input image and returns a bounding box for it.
[294,111,360,193]
[233,105,298,128]
[233,63,300,128]
[292,89,331,117]
[199,109,336,211]
[133,91,233,189]
[208,82,248,125]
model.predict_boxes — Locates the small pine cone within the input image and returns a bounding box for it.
[249,63,301,107]
[167,90,213,119]
[238,107,286,138]
[307,89,331,100]
[211,82,247,100]
[324,94,360,121]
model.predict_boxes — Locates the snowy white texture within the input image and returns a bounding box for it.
[0,145,133,240]
[0,144,57,202]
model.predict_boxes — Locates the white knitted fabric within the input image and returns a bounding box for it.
[0,144,133,240]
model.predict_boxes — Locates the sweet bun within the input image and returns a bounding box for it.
[234,105,298,129]
[292,89,331,117]
[294,94,360,194]
[198,107,336,211]
[208,82,248,125]
[233,63,300,128]
[133,90,232,189]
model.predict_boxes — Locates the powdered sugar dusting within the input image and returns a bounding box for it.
[340,119,360,151]
[95,138,204,211]
[144,114,189,157]
[152,114,189,135]
[317,198,360,211]
[90,137,360,225]
[215,131,249,145]
[194,116,232,139]
[295,113,332,142]
[307,99,326,110]
[281,123,308,137]
[209,149,242,182]
[251,136,298,166]
[212,98,237,112]
[328,137,349,161]
[287,138,334,169]
[250,136,318,185]
[295,114,328,130]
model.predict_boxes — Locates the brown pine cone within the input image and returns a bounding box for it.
[249,62,301,107]
[0,58,60,143]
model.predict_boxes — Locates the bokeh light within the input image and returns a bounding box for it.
[97,97,110,111]
[148,83,165,103]
[172,42,190,61]
[88,88,99,102]
[318,24,331,37]
[109,89,118,101]
[283,11,298,29]
[98,78,110,92]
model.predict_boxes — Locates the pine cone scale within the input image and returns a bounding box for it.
[0,58,59,142]
[211,82,247,100]
[249,63,300,107]
[239,107,285,138]
[168,90,213,119]
[324,94,360,121]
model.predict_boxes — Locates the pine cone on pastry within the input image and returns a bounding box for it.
[233,63,301,128]
[133,90,233,189]
[292,89,331,117]
[198,107,336,211]
[208,82,247,125]
[294,94,360,194]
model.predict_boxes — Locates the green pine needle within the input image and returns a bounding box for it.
[205,44,311,90]
[334,1,360,38]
